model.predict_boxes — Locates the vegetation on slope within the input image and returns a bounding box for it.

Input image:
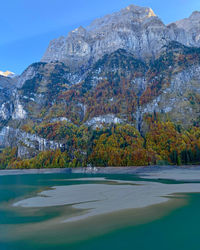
[1,118,200,169]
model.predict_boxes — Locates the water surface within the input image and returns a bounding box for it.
[0,172,200,250]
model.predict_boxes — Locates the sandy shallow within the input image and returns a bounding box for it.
[13,177,200,223]
[140,169,200,181]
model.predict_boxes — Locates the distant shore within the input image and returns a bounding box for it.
[1,165,200,176]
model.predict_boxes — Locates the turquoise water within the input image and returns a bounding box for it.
[0,173,200,250]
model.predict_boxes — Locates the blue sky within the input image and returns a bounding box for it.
[1,0,200,74]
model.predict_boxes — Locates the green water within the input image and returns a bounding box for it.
[0,173,200,250]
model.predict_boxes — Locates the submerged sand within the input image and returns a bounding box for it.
[13,177,200,223]
[140,169,200,181]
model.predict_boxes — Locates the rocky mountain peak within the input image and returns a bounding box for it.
[69,26,87,37]
[123,4,156,18]
[189,11,200,19]
[0,70,15,78]
[88,4,158,32]
[174,10,200,31]
[173,10,200,45]
[41,4,200,69]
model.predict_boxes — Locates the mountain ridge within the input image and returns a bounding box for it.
[41,4,200,70]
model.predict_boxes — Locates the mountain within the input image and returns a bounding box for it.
[41,5,200,70]
[174,11,200,41]
[0,70,15,78]
[0,4,200,167]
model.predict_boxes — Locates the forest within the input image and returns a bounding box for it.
[1,116,200,169]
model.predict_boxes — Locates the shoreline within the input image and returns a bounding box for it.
[1,165,200,176]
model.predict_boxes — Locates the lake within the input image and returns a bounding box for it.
[1,169,200,250]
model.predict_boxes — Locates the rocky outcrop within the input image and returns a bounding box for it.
[85,114,123,128]
[0,89,26,123]
[0,76,16,123]
[0,126,64,157]
[174,11,200,46]
[11,93,27,120]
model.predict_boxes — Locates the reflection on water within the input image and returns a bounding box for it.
[0,173,200,250]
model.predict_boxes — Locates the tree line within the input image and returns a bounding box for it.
[1,120,200,169]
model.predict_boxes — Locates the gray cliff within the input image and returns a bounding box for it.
[41,5,200,69]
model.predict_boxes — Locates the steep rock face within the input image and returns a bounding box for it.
[85,114,123,128]
[139,42,200,127]
[0,76,15,124]
[11,93,27,120]
[174,11,200,46]
[41,4,199,69]
[15,62,81,121]
[0,74,29,132]
[0,126,64,157]
[141,65,200,127]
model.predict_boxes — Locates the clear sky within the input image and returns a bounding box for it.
[1,0,200,74]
